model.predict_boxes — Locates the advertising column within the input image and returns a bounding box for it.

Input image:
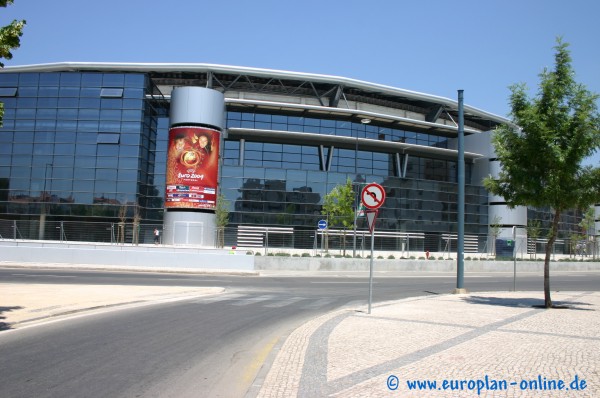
[163,87,225,246]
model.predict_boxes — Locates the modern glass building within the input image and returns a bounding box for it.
[0,63,588,252]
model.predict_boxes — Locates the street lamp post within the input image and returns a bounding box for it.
[353,118,371,257]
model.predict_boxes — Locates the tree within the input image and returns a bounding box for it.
[578,206,596,259]
[526,219,541,260]
[488,215,502,256]
[0,1,25,122]
[322,178,355,255]
[215,193,230,248]
[484,38,600,308]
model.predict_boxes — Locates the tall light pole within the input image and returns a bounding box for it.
[353,118,371,257]
[454,90,467,294]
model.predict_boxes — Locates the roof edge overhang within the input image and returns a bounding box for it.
[1,62,510,126]
[223,98,481,136]
[228,127,484,161]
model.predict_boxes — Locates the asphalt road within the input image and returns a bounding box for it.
[1,268,599,397]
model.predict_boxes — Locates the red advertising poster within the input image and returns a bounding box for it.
[165,126,220,209]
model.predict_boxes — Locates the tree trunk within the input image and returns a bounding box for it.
[543,210,561,308]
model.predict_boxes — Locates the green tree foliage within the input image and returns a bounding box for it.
[0,0,26,122]
[215,193,230,248]
[322,178,354,229]
[484,39,600,308]
[488,215,502,255]
[322,178,355,254]
[526,219,542,260]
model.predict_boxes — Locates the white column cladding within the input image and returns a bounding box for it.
[461,131,528,254]
[163,87,225,247]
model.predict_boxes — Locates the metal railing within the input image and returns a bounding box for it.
[0,219,163,245]
[0,219,597,259]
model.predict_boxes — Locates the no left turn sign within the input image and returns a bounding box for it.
[361,183,386,210]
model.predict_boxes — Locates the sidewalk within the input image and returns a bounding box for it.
[257,291,600,398]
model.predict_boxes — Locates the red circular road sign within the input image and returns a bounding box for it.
[361,183,386,209]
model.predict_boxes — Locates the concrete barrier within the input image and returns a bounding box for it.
[254,256,600,272]
[0,240,254,271]
[1,240,598,272]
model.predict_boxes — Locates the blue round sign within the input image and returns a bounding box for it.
[318,220,328,230]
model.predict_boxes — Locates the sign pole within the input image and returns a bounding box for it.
[361,184,385,315]
[368,227,375,314]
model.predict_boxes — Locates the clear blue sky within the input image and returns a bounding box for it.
[3,0,600,163]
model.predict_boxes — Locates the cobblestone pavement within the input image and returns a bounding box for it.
[258,291,600,398]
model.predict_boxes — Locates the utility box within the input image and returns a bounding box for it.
[495,238,515,258]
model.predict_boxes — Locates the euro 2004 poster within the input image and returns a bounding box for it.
[165,126,220,210]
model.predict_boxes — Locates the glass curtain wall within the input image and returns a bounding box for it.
[221,111,488,239]
[0,71,161,224]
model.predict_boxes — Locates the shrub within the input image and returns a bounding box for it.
[418,256,426,260]
[275,252,291,257]
[255,252,262,256]
[428,256,435,260]
[409,256,416,260]
[292,254,300,257]
[377,255,384,259]
[301,253,311,257]
[388,255,395,259]
[437,256,444,260]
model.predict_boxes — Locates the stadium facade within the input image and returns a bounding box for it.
[0,63,591,254]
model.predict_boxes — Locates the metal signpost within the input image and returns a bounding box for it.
[318,219,327,254]
[361,183,386,314]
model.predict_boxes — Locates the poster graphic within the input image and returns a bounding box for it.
[165,126,220,209]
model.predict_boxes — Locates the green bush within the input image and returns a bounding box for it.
[409,256,416,260]
[377,255,384,259]
[292,254,300,257]
[428,256,435,260]
[418,256,426,260]
[437,256,444,260]
[301,253,311,257]
[275,252,291,257]
[388,255,395,259]
[255,252,262,256]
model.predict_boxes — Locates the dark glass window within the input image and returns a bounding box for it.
[97,133,120,144]
[96,156,116,169]
[81,73,103,87]
[97,144,118,156]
